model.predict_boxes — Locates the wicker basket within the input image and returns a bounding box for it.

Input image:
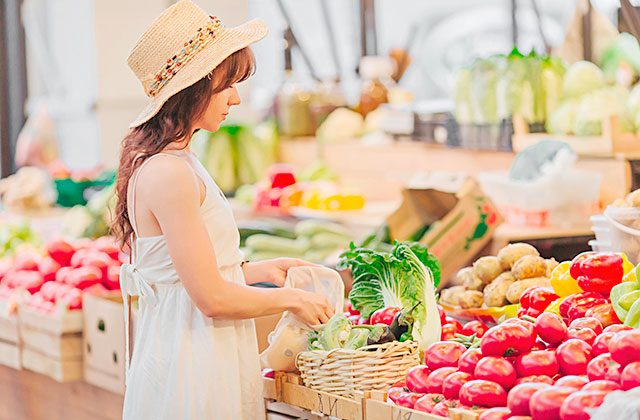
[295,341,420,398]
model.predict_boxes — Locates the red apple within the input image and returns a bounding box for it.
[45,239,75,266]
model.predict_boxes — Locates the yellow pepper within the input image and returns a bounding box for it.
[623,269,637,283]
[550,261,583,297]
[620,253,635,276]
[544,297,563,316]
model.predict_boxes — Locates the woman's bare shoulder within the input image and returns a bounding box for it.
[135,155,199,205]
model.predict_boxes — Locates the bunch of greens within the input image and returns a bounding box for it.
[337,241,441,350]
[308,314,396,351]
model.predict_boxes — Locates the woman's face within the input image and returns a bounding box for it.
[195,84,241,132]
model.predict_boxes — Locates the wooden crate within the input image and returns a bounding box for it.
[449,408,481,420]
[263,376,279,401]
[512,115,640,157]
[21,348,83,382]
[18,304,84,382]
[280,373,364,420]
[363,390,448,420]
[0,340,21,369]
[0,298,19,343]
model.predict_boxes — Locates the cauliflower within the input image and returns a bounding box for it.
[562,61,606,99]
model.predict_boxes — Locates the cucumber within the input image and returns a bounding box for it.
[295,220,350,238]
[245,234,310,254]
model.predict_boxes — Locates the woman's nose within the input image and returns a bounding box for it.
[228,85,241,106]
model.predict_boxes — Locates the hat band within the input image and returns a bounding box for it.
[145,16,223,97]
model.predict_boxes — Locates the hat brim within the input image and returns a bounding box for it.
[129,18,268,128]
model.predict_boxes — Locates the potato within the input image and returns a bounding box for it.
[545,258,559,277]
[483,272,516,307]
[463,274,484,291]
[440,286,466,306]
[454,267,475,286]
[512,255,548,280]
[506,277,550,304]
[473,256,503,284]
[497,243,540,270]
[458,290,484,309]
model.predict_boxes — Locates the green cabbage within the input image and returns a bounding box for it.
[574,86,634,136]
[337,241,441,350]
[546,99,579,135]
[562,61,605,99]
[318,314,352,350]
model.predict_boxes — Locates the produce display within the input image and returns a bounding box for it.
[0,236,123,312]
[240,219,353,263]
[61,184,116,239]
[382,251,640,419]
[0,167,57,211]
[440,243,557,311]
[235,163,365,213]
[454,49,564,125]
[0,222,39,258]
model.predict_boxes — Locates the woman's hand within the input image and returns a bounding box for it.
[286,289,334,326]
[242,258,318,287]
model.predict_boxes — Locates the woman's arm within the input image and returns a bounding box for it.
[241,258,318,287]
[138,157,333,324]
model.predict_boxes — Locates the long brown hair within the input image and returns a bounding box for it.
[112,47,256,249]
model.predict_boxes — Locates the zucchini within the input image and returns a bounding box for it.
[295,220,350,238]
[310,232,351,250]
[245,234,310,254]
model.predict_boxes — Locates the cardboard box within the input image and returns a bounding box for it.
[387,174,502,283]
[83,293,128,394]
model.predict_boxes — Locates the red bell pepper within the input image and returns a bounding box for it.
[520,287,559,316]
[573,253,623,295]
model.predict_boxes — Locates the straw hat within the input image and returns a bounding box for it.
[127,0,268,128]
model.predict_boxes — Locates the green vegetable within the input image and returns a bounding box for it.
[619,290,640,310]
[389,301,419,340]
[245,235,310,254]
[318,314,352,350]
[294,220,350,238]
[337,241,441,350]
[343,327,370,350]
[574,86,634,136]
[562,61,605,99]
[399,332,413,342]
[600,33,640,83]
[611,281,637,322]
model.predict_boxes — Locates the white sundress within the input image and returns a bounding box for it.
[119,150,264,420]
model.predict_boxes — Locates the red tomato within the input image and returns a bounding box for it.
[345,302,359,316]
[481,323,534,357]
[566,327,597,346]
[15,271,45,294]
[508,383,549,416]
[46,239,76,266]
[84,283,109,296]
[13,252,40,271]
[459,380,507,408]
[582,380,621,392]
[370,307,400,326]
[437,305,446,324]
[530,340,547,351]
[39,281,59,302]
[605,364,622,383]
[534,313,566,345]
[620,361,640,391]
[442,371,473,400]
[458,348,483,374]
[514,375,554,386]
[55,266,73,284]
[413,393,444,413]
[441,323,459,341]
[82,251,112,280]
[70,248,92,268]
[514,351,559,378]
[425,367,458,394]
[92,236,120,260]
[529,386,575,420]
[556,339,592,375]
[37,257,61,283]
[609,330,640,367]
[431,401,450,417]
[603,324,633,333]
[521,287,558,313]
[474,357,517,390]
[585,304,621,328]
[587,353,620,381]
[478,407,512,420]
[387,387,404,404]
[553,376,589,389]
[65,266,102,290]
[424,341,467,370]
[462,320,489,338]
[559,292,607,320]
[405,366,431,393]
[445,316,463,332]
[357,317,370,325]
[569,252,595,279]
[59,287,82,310]
[559,390,607,420]
[569,317,603,335]
[395,392,422,409]
[103,265,121,290]
[592,332,616,356]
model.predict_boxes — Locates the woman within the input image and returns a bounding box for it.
[111,1,333,419]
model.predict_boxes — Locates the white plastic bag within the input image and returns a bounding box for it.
[591,389,640,420]
[259,266,344,372]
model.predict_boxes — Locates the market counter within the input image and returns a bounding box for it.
[0,364,123,420]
